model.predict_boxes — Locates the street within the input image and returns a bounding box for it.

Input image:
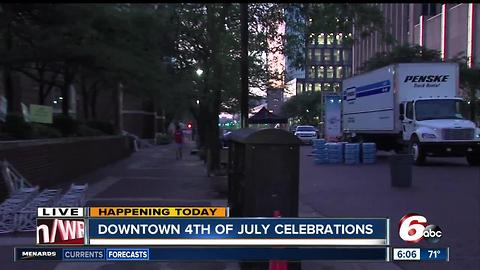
[0,143,478,270]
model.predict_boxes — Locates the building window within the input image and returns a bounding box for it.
[317,66,325,79]
[307,83,313,91]
[306,49,311,61]
[327,66,334,78]
[343,50,351,62]
[314,83,322,92]
[309,33,316,45]
[317,33,325,45]
[323,83,332,91]
[336,66,343,79]
[326,33,334,45]
[323,49,331,63]
[314,49,322,62]
[333,83,341,92]
[345,66,352,77]
[334,49,341,63]
[297,83,304,93]
[309,66,316,78]
[336,33,343,45]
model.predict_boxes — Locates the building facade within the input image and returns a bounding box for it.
[353,4,480,74]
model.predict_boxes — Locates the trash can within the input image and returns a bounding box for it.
[227,128,301,218]
[389,154,413,187]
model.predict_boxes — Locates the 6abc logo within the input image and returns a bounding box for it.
[398,213,443,244]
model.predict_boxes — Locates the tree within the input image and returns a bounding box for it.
[281,91,323,125]
[361,44,442,72]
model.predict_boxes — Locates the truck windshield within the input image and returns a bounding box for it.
[297,126,315,132]
[415,99,469,121]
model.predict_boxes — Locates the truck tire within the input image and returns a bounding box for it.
[410,136,426,165]
[466,154,480,166]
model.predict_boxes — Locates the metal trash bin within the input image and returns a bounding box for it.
[389,154,413,187]
[227,128,301,218]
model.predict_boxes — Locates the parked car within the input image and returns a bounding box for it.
[294,125,318,144]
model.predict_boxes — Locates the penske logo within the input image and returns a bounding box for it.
[403,75,449,83]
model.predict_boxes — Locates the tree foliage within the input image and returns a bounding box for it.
[281,91,323,125]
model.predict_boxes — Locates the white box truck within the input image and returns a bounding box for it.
[342,63,480,165]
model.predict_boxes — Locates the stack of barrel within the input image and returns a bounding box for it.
[361,143,377,164]
[326,143,344,164]
[344,143,361,165]
[313,139,327,164]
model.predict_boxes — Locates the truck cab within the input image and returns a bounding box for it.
[399,98,480,165]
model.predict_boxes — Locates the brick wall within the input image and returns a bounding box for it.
[0,136,134,201]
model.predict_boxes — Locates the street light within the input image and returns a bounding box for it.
[196,68,204,77]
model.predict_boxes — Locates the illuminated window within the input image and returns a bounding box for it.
[326,33,334,45]
[323,83,331,91]
[327,66,334,78]
[307,83,313,91]
[309,66,316,78]
[323,49,331,62]
[314,83,322,92]
[317,33,325,45]
[336,66,343,79]
[333,83,341,92]
[314,49,322,62]
[297,83,304,93]
[334,49,341,63]
[309,33,315,45]
[343,50,351,62]
[336,33,343,44]
[317,66,325,79]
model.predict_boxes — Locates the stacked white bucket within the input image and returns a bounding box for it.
[361,143,377,164]
[312,141,377,165]
[313,139,327,164]
[326,142,344,164]
[344,143,361,164]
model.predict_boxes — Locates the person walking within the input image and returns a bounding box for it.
[174,124,185,160]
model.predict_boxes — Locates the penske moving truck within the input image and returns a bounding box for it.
[342,63,480,165]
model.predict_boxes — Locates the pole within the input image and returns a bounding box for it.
[240,3,249,128]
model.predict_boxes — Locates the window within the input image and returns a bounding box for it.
[336,33,343,45]
[309,66,316,78]
[314,49,321,62]
[317,33,325,45]
[323,83,332,91]
[323,49,331,62]
[326,33,334,45]
[406,102,414,119]
[334,49,341,63]
[327,66,334,78]
[309,33,315,45]
[306,49,311,61]
[307,83,313,91]
[345,66,352,77]
[314,83,322,92]
[343,50,351,62]
[336,66,343,79]
[297,83,304,93]
[333,83,341,92]
[317,66,325,79]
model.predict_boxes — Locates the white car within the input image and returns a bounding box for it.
[294,125,318,144]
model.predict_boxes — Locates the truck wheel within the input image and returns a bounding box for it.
[410,136,426,165]
[466,154,480,166]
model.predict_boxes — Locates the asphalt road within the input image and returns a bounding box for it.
[298,145,480,270]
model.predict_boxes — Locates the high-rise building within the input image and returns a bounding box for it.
[284,12,353,96]
[352,4,410,75]
[353,4,479,74]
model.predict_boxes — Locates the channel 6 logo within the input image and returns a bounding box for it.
[398,213,443,244]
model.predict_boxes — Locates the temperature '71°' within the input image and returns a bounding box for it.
[428,250,441,259]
